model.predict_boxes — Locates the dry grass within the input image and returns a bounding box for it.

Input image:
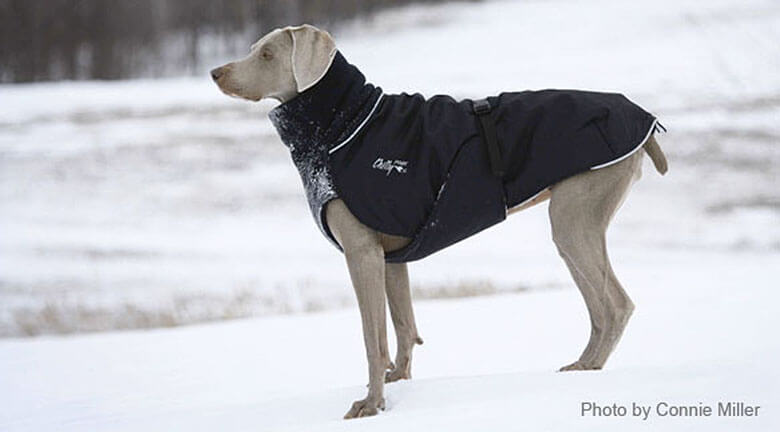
[5,280,543,338]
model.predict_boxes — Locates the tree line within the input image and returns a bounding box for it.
[0,0,455,83]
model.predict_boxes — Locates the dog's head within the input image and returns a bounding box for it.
[211,24,336,102]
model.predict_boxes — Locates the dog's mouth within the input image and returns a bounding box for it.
[215,83,259,102]
[214,81,237,97]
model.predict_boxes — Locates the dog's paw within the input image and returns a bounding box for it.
[384,364,411,383]
[344,396,385,419]
[558,360,602,372]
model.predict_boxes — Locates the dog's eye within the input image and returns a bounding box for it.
[261,49,274,60]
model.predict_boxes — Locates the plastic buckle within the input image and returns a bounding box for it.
[472,99,491,115]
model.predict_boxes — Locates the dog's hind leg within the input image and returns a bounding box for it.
[549,151,642,371]
[383,262,424,383]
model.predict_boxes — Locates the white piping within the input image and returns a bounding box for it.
[328,93,385,154]
[589,119,658,170]
[504,119,657,213]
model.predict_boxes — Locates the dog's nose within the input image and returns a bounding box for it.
[210,67,223,82]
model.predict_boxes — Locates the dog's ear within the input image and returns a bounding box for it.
[286,24,337,93]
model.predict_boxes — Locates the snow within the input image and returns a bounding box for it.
[1,0,779,428]
[1,269,778,430]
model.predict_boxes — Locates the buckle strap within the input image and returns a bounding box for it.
[473,98,491,115]
[472,98,504,178]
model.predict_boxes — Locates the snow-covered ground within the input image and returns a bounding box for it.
[0,0,779,428]
[1,271,778,430]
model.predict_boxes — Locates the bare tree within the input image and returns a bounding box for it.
[0,0,464,83]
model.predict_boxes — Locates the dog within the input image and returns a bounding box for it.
[211,24,668,419]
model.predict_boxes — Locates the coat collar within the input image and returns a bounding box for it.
[269,51,382,154]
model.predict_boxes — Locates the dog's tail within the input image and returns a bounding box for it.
[643,135,668,175]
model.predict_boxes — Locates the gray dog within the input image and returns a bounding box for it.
[211,24,668,419]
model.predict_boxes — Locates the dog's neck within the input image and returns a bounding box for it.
[269,89,298,104]
[267,51,382,249]
[268,51,382,153]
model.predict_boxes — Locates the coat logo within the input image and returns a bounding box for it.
[372,158,408,176]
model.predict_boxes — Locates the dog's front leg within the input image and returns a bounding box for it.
[342,239,387,418]
[326,200,389,419]
[384,262,423,383]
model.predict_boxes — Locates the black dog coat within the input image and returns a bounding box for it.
[270,52,659,262]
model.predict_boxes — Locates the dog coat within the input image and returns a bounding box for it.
[269,52,660,262]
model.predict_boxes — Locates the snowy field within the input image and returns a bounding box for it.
[0,0,778,337]
[0,0,779,429]
[1,280,777,431]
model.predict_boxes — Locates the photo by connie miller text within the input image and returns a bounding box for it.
[581,401,761,421]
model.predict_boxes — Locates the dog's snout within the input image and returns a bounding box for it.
[210,67,224,82]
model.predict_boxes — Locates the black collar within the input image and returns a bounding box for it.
[269,51,382,154]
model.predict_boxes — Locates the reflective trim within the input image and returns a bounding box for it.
[328,93,384,154]
[590,119,658,170]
